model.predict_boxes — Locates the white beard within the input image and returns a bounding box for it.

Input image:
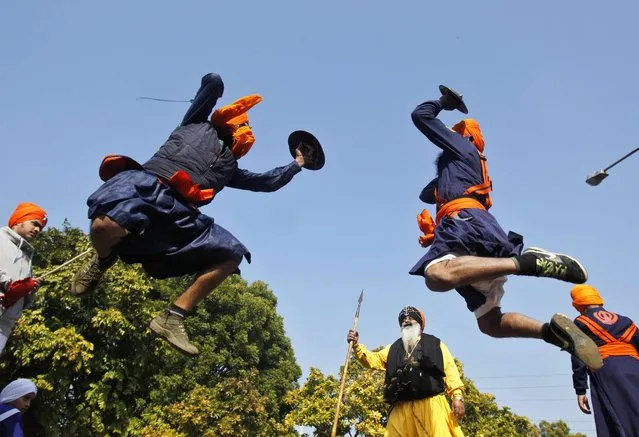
[401,323,421,353]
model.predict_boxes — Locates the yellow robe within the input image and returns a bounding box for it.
[353,338,464,437]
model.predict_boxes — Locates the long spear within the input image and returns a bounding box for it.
[38,248,93,279]
[331,290,364,437]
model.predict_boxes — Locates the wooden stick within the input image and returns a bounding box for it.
[38,249,93,279]
[331,290,364,437]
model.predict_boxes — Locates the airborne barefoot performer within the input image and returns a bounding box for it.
[408,85,602,370]
[71,73,324,355]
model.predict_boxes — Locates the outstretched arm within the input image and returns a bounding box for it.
[181,73,225,126]
[226,161,302,192]
[411,100,471,159]
[353,343,390,371]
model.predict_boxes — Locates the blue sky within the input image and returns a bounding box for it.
[3,1,639,435]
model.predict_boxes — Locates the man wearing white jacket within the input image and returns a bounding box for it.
[0,202,47,354]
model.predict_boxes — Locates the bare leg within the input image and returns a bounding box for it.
[425,256,517,291]
[477,307,543,339]
[71,215,129,296]
[90,215,129,259]
[173,256,242,311]
[150,256,242,355]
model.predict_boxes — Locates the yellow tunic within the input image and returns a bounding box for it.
[353,338,464,437]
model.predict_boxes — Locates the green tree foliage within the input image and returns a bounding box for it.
[284,358,386,437]
[286,349,588,437]
[0,223,301,436]
[537,420,587,437]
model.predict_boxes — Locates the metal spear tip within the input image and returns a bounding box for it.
[586,170,609,186]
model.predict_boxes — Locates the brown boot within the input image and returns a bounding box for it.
[70,251,115,296]
[149,311,199,356]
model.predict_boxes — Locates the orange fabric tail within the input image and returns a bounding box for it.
[167,170,215,204]
[417,210,436,248]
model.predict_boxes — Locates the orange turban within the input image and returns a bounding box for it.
[452,119,485,153]
[571,284,604,309]
[8,202,48,228]
[210,94,263,159]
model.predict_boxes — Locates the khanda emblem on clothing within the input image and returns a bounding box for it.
[593,310,619,325]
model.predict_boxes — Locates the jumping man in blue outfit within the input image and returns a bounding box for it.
[408,87,602,370]
[71,73,324,355]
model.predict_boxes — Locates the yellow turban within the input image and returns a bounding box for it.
[570,284,604,309]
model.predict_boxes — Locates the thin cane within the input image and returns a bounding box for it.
[136,97,194,103]
[331,290,364,437]
[38,249,93,279]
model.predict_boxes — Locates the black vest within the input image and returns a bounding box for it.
[143,122,238,204]
[384,334,446,404]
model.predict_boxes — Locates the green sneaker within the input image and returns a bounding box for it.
[522,247,588,284]
[149,311,199,356]
[70,252,115,296]
[550,313,603,371]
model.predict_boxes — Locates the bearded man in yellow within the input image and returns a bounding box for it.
[347,306,464,436]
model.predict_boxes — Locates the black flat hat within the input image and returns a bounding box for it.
[439,85,468,114]
[288,130,325,170]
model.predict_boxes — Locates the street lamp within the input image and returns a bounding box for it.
[586,147,639,186]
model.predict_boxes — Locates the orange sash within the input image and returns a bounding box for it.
[577,315,639,360]
[417,198,486,248]
[418,150,493,248]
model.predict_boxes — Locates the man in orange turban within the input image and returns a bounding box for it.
[1,202,47,354]
[408,86,601,371]
[71,73,323,356]
[347,306,465,436]
[568,284,639,436]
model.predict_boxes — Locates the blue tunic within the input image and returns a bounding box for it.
[572,307,639,437]
[86,75,302,278]
[408,100,523,313]
[0,404,23,437]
